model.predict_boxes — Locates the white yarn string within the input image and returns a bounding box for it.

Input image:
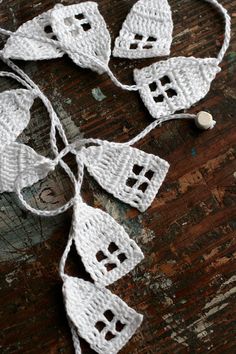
[0,3,230,353]
[0,0,231,92]
[59,157,84,354]
[59,237,73,281]
[0,70,36,91]
[205,0,231,63]
[0,55,69,152]
[0,27,141,91]
[0,67,216,219]
[14,143,86,217]
[126,114,197,146]
[16,175,75,217]
[59,158,84,282]
[0,59,66,153]
[68,319,82,354]
[12,109,213,220]
[0,55,81,198]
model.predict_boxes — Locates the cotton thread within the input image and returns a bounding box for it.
[0,1,231,353]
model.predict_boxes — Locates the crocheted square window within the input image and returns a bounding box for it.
[63,13,92,32]
[43,24,58,40]
[148,75,177,104]
[74,13,91,31]
[129,33,157,51]
[96,241,128,273]
[95,309,126,341]
[125,164,156,194]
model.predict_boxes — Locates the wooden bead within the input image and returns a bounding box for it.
[195,111,214,130]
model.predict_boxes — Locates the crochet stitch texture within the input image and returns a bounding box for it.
[72,202,144,287]
[113,0,173,59]
[63,277,143,354]
[83,144,170,212]
[134,57,221,119]
[0,0,231,353]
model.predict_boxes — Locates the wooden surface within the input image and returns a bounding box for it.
[0,0,236,353]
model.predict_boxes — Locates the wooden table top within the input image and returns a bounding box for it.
[0,0,235,353]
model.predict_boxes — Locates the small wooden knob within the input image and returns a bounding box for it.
[195,111,215,130]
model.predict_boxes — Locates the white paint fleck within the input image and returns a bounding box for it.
[205,275,236,309]
[9,7,17,27]
[221,274,236,286]
[33,2,42,7]
[164,296,174,306]
[161,276,236,349]
[92,87,106,102]
[64,98,72,105]
[139,228,155,244]
[163,314,189,347]
[5,270,18,285]
[187,276,236,342]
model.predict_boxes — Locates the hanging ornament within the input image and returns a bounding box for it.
[0,142,52,193]
[51,3,111,74]
[82,143,169,212]
[133,57,221,119]
[113,0,173,59]
[63,276,143,354]
[0,89,36,151]
[71,202,144,287]
[3,8,63,61]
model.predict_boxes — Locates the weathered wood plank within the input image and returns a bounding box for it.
[0,0,236,353]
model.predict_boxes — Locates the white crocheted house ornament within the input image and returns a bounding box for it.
[3,8,64,60]
[72,203,144,287]
[0,89,36,149]
[51,3,111,74]
[113,0,173,59]
[63,277,143,354]
[0,1,231,353]
[134,57,221,119]
[3,3,111,74]
[0,142,52,193]
[82,143,170,212]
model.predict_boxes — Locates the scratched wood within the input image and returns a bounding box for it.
[0,0,236,353]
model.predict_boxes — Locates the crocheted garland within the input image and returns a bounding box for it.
[0,1,231,353]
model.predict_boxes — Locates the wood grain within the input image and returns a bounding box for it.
[0,0,235,353]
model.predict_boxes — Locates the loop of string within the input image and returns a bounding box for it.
[0,0,231,90]
[0,3,230,352]
[0,0,228,217]
[15,143,86,218]
[59,154,85,281]
[13,111,202,218]
[126,114,198,146]
[0,0,231,354]
[0,55,69,152]
[0,55,80,195]
[68,319,82,354]
[205,0,231,63]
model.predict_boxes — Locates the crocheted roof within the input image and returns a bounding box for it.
[113,0,173,59]
[3,3,111,74]
[3,8,64,60]
[0,1,231,353]
[51,3,111,74]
